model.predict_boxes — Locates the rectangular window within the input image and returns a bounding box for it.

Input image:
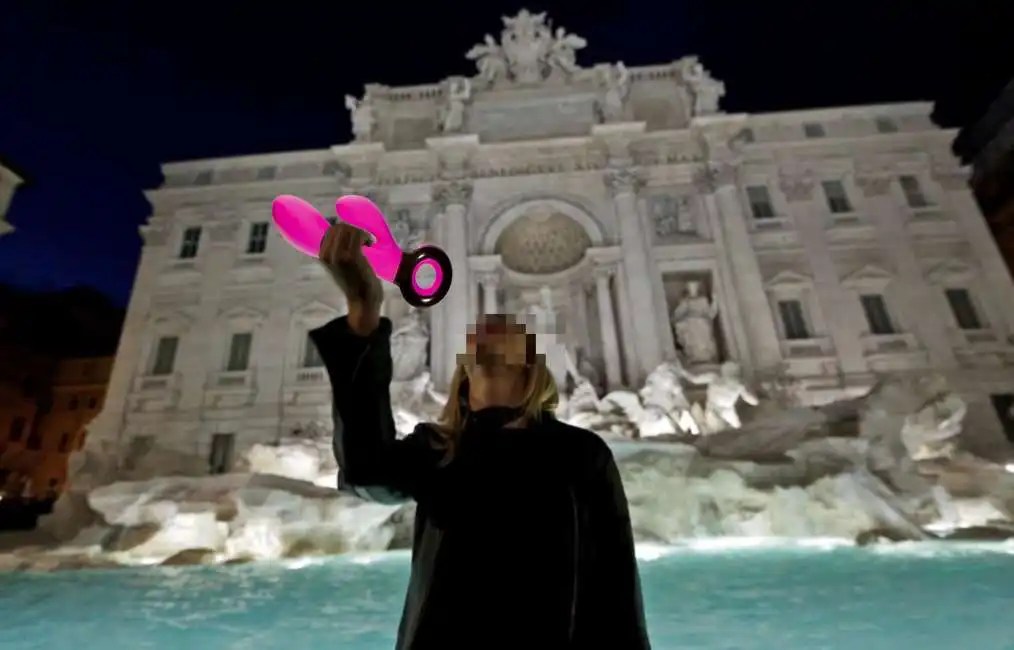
[821,180,853,214]
[302,334,324,368]
[875,117,898,133]
[899,175,930,208]
[859,294,895,335]
[58,432,71,453]
[803,122,826,138]
[944,288,983,330]
[209,433,236,475]
[777,300,811,340]
[226,333,253,371]
[746,185,776,219]
[255,166,276,180]
[740,127,755,143]
[179,227,202,259]
[151,336,179,376]
[246,222,269,254]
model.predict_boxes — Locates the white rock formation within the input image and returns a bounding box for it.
[4,370,1012,571]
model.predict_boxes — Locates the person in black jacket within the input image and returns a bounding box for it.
[310,223,651,650]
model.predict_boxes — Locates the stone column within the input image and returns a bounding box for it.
[478,271,500,316]
[696,162,782,374]
[936,167,1014,336]
[604,168,664,383]
[856,170,957,368]
[431,181,473,388]
[594,265,623,390]
[778,172,867,375]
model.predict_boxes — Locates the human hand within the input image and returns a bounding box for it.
[319,223,383,334]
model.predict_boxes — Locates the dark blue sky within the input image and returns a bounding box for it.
[0,0,1009,306]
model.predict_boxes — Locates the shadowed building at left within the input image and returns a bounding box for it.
[0,285,122,508]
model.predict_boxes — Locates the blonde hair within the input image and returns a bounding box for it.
[434,352,559,463]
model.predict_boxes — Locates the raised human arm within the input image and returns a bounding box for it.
[310,316,440,504]
[312,223,438,504]
[740,386,760,406]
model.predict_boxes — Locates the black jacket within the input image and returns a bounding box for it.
[311,316,651,650]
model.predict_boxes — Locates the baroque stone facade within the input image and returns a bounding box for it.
[88,11,1014,468]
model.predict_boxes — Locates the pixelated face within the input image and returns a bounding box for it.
[458,314,538,369]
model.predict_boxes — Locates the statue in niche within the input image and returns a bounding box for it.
[390,308,430,382]
[899,375,967,462]
[596,62,631,123]
[548,26,586,77]
[440,77,472,134]
[521,285,576,392]
[640,359,701,435]
[344,93,375,143]
[680,361,759,434]
[680,56,726,117]
[671,280,720,364]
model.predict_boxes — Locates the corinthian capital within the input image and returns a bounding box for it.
[432,181,473,209]
[603,167,644,196]
[693,161,738,193]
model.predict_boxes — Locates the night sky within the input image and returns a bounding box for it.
[0,0,1009,306]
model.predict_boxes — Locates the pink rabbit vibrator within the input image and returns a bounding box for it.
[270,194,453,309]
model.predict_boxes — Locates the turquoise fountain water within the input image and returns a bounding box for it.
[2,543,1013,650]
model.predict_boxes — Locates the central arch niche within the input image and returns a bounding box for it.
[494,210,593,275]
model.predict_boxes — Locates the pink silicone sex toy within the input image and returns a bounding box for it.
[271,194,453,309]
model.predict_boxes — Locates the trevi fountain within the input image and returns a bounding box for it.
[4,8,1014,575]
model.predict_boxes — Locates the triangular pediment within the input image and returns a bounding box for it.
[841,264,894,287]
[148,309,194,330]
[294,299,341,321]
[925,259,977,284]
[219,305,266,322]
[764,270,813,290]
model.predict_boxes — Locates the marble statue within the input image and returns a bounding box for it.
[671,280,720,364]
[640,359,701,435]
[466,34,508,87]
[548,26,586,77]
[500,9,553,84]
[681,57,726,117]
[440,77,472,134]
[344,93,375,143]
[466,11,585,87]
[522,285,576,391]
[390,308,429,382]
[900,377,967,461]
[680,361,758,434]
[597,62,630,123]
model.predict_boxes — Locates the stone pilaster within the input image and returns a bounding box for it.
[694,161,782,375]
[603,167,664,383]
[430,180,473,388]
[777,171,867,376]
